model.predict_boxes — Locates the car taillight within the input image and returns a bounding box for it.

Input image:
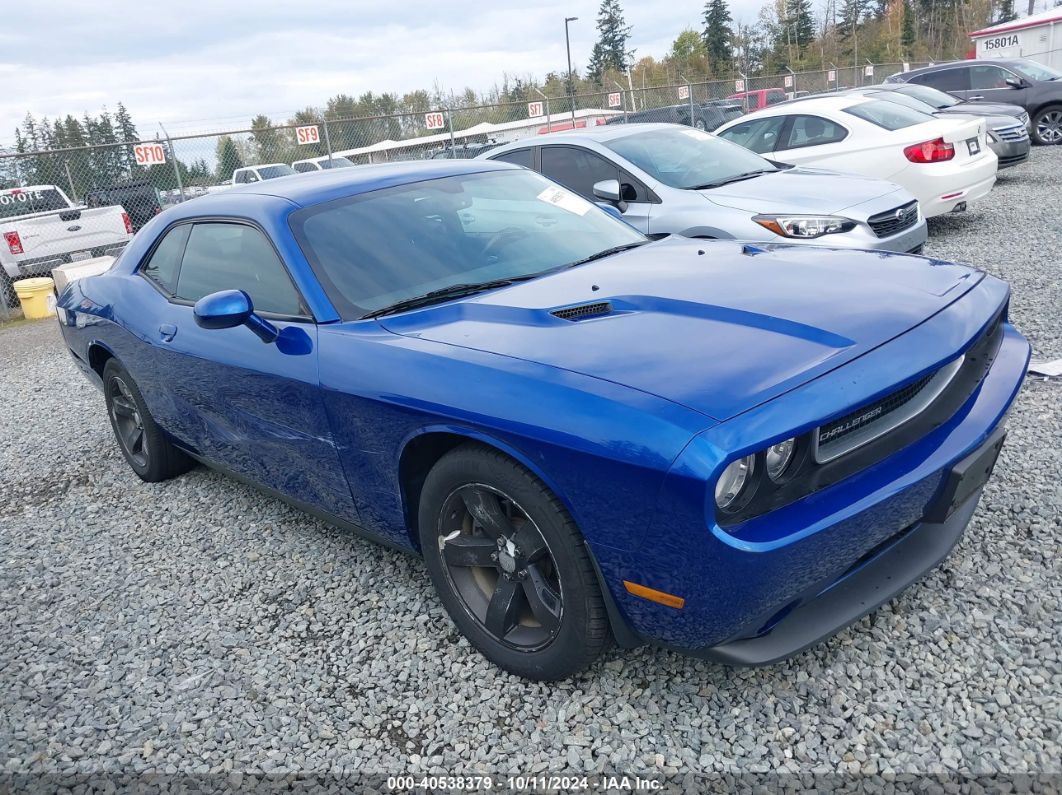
[3,231,23,255]
[904,137,955,163]
[121,212,133,234]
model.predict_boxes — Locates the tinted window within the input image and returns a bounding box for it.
[174,223,303,316]
[717,116,787,154]
[291,170,645,317]
[970,64,1016,89]
[258,165,297,179]
[234,170,253,184]
[492,148,534,168]
[0,188,69,219]
[843,100,933,130]
[140,224,190,294]
[766,90,787,105]
[293,162,318,173]
[783,115,849,149]
[540,146,620,198]
[912,67,969,92]
[320,157,354,169]
[893,83,960,108]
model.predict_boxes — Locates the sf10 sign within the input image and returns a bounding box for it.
[425,112,446,130]
[295,125,320,145]
[133,143,166,166]
[527,101,544,118]
[607,92,622,108]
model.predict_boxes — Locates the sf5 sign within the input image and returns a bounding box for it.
[133,143,166,166]
[296,125,320,145]
[425,112,446,130]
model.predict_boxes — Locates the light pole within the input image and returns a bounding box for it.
[565,16,578,124]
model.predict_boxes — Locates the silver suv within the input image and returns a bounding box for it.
[481,124,927,254]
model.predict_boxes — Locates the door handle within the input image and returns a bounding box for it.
[158,323,177,342]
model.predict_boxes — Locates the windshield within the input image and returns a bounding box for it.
[892,83,960,108]
[844,99,934,130]
[319,157,354,169]
[1010,60,1062,81]
[0,188,70,219]
[291,169,646,317]
[258,164,297,179]
[604,128,775,189]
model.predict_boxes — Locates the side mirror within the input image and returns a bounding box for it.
[1004,76,1025,89]
[592,179,622,203]
[193,289,278,343]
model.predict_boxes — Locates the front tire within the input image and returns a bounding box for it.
[1032,105,1062,145]
[418,444,610,680]
[103,359,193,482]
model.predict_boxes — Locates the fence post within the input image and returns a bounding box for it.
[680,74,695,129]
[63,160,78,203]
[160,126,185,202]
[445,108,456,152]
[321,115,334,165]
[534,88,551,134]
[612,81,628,123]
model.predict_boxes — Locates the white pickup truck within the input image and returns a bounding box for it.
[1,185,133,293]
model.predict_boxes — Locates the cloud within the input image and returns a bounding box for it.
[1,0,767,146]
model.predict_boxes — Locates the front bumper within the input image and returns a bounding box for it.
[593,280,1029,659]
[988,136,1031,168]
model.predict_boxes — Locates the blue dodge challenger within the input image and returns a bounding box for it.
[56,160,1029,680]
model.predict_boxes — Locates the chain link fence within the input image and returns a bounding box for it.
[0,61,924,317]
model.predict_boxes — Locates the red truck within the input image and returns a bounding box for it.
[727,87,788,112]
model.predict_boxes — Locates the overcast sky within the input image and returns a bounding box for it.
[0,0,769,145]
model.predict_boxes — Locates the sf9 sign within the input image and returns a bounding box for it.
[295,125,320,145]
[133,143,166,166]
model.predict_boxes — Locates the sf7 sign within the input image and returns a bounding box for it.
[133,143,166,166]
[295,125,320,145]
[425,112,446,130]
[527,101,544,118]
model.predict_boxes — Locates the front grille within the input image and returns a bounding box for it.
[994,124,1029,143]
[1019,111,1030,127]
[867,200,919,238]
[551,301,612,321]
[814,352,965,463]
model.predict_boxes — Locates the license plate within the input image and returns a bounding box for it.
[925,428,1006,523]
[967,138,981,155]
[70,251,91,262]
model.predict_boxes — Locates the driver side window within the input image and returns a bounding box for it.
[782,115,849,149]
[540,146,620,200]
[970,64,1014,90]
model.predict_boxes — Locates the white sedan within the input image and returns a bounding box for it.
[715,94,998,218]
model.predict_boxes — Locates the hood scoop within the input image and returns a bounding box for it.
[550,301,613,321]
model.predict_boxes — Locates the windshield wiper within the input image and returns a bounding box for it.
[688,169,776,190]
[363,275,537,319]
[561,241,648,269]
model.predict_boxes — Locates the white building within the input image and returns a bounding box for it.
[969,6,1062,70]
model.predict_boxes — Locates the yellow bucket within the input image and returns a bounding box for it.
[13,277,56,320]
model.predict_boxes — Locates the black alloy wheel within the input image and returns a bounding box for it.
[419,444,610,680]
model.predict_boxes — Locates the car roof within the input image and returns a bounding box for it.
[188,159,520,209]
[896,58,1033,79]
[733,94,875,117]
[486,123,699,151]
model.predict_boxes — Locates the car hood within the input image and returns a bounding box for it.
[378,237,983,420]
[700,167,903,215]
[940,101,1026,118]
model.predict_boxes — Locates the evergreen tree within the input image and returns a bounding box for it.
[587,0,633,83]
[114,102,139,175]
[215,135,243,181]
[996,0,1017,22]
[901,0,916,54]
[785,0,816,51]
[702,0,734,74]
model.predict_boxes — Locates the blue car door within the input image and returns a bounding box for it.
[134,220,358,522]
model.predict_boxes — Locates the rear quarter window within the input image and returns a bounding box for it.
[843,100,933,130]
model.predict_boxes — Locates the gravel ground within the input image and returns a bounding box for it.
[1,148,1060,792]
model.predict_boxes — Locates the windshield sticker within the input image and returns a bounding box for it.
[537,186,591,216]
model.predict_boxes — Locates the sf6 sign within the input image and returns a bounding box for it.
[425,112,446,130]
[133,143,166,166]
[295,125,320,145]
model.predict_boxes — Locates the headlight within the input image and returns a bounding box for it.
[753,215,857,239]
[765,438,796,481]
[714,455,755,510]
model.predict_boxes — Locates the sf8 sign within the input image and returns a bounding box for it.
[425,112,446,130]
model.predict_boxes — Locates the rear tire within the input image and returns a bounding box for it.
[102,359,193,482]
[1032,105,1062,145]
[418,444,610,680]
